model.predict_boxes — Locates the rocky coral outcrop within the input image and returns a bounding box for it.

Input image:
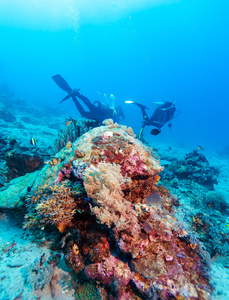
[0,171,38,209]
[204,191,228,213]
[23,120,212,299]
[161,150,219,190]
[159,150,229,258]
[5,148,44,179]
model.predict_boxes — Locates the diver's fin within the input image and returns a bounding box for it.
[59,88,81,104]
[52,74,72,94]
[59,94,71,103]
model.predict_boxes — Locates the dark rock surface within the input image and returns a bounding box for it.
[5,148,44,178]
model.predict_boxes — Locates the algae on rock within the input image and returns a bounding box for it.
[0,171,39,209]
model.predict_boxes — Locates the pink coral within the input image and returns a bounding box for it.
[122,152,147,177]
[55,168,71,182]
[85,255,132,296]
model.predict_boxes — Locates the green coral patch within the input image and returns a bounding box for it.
[0,171,39,209]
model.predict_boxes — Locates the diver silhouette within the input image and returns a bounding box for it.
[52,74,125,125]
[126,100,180,140]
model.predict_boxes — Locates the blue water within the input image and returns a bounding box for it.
[0,0,229,152]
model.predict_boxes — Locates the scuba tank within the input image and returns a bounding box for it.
[93,100,110,110]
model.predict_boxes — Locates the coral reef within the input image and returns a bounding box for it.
[161,150,219,190]
[23,120,212,299]
[54,118,99,153]
[0,92,66,187]
[24,181,83,232]
[0,131,55,183]
[75,282,102,300]
[204,191,228,214]
[162,172,229,257]
[157,147,229,257]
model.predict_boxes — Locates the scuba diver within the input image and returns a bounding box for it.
[125,100,180,140]
[52,74,125,125]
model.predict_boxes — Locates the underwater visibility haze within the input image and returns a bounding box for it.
[1,0,229,151]
[0,0,229,299]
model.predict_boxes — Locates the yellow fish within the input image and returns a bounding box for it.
[196,145,204,150]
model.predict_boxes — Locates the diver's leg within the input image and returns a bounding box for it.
[113,109,118,123]
[75,93,97,113]
[132,102,149,121]
[138,123,146,140]
[71,96,95,119]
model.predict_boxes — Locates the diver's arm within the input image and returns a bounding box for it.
[161,106,173,112]
[130,102,149,120]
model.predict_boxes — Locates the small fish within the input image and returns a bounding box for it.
[66,120,72,126]
[51,157,58,165]
[114,149,119,155]
[30,137,37,146]
[196,145,204,150]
